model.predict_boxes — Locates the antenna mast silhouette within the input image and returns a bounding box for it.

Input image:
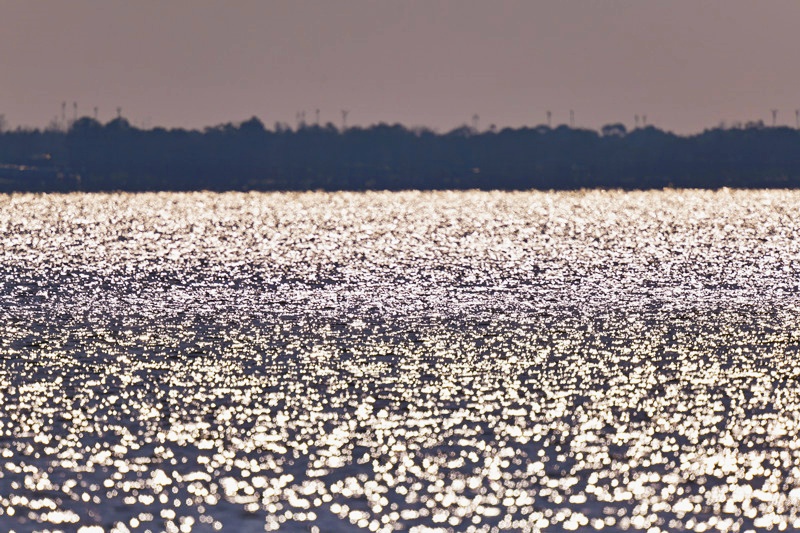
[61,102,67,129]
[341,110,349,131]
[472,114,479,132]
[635,114,639,129]
[570,110,574,128]
[546,110,551,127]
[796,109,799,129]
[93,107,98,120]
[771,109,778,127]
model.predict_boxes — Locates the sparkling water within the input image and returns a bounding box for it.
[1,190,800,532]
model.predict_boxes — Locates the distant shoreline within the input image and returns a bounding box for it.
[1,116,799,192]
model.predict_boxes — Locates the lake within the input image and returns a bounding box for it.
[1,190,799,532]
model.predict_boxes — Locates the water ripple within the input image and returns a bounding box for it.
[0,190,799,532]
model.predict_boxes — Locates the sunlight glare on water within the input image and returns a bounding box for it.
[1,190,800,532]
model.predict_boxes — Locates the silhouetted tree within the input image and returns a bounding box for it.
[2,116,800,192]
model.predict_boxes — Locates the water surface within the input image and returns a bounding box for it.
[1,190,800,532]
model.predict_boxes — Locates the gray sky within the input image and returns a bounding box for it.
[2,1,799,133]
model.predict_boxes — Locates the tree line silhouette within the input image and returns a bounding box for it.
[1,116,799,192]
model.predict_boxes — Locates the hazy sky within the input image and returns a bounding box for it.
[2,1,800,133]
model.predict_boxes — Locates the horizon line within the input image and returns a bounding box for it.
[1,114,795,137]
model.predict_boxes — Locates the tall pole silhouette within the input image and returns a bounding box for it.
[771,109,778,127]
[546,110,551,127]
[472,114,479,132]
[796,109,799,129]
[570,110,574,128]
[635,114,640,129]
[341,110,349,131]
[61,102,66,130]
